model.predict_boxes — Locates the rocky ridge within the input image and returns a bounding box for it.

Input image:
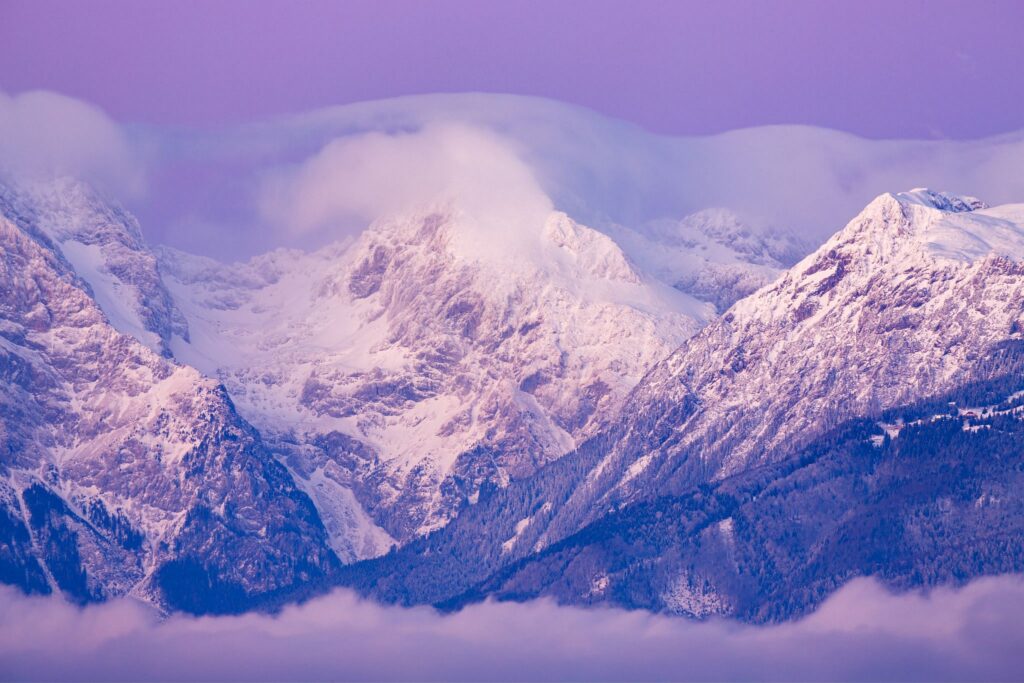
[336,190,1024,615]
[0,181,338,613]
[160,206,706,550]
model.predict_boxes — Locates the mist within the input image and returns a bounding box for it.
[0,89,144,198]
[2,575,1023,682]
[4,89,1024,262]
[131,93,1024,261]
[257,122,554,259]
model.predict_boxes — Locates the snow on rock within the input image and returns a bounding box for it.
[528,190,1024,537]
[605,208,809,313]
[161,205,707,544]
[897,188,987,213]
[0,199,338,611]
[661,572,729,618]
[501,516,534,555]
[542,212,641,284]
[0,178,188,356]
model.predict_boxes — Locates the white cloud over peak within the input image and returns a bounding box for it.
[257,123,554,258]
[0,90,144,197]
[139,93,1024,261]
[4,90,1024,266]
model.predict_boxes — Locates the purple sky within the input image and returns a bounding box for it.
[2,0,1023,139]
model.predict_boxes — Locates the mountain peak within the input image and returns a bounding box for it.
[542,212,641,284]
[895,188,987,213]
[544,187,1024,531]
[0,177,189,356]
[818,189,1024,271]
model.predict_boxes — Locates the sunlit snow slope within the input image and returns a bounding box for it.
[160,206,709,550]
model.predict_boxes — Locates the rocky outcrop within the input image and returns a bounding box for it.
[161,207,705,549]
[0,188,339,614]
[337,191,1024,616]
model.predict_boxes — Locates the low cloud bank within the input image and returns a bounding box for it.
[122,92,1024,261]
[2,575,1023,682]
[4,89,1024,263]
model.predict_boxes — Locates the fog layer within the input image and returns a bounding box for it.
[2,576,1023,682]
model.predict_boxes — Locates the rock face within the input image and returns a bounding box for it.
[0,182,338,614]
[0,179,189,356]
[562,190,1024,524]
[160,207,707,553]
[337,190,1024,616]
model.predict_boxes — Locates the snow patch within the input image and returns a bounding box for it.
[662,573,729,618]
[501,516,533,555]
[60,240,162,352]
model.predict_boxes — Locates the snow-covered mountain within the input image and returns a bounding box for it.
[499,189,1024,549]
[594,189,1024,504]
[158,206,709,553]
[4,171,1022,621]
[0,181,338,612]
[0,179,189,356]
[0,173,808,612]
[339,189,1024,614]
[607,208,808,312]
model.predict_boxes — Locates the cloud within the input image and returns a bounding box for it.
[256,122,554,259]
[5,91,1024,263]
[2,575,1023,682]
[130,93,1024,262]
[0,90,144,197]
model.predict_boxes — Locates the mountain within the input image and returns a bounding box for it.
[582,190,1024,507]
[0,181,339,613]
[158,206,709,555]
[4,176,1022,622]
[0,176,803,611]
[337,189,1024,615]
[606,208,808,312]
[446,388,1024,621]
[0,179,189,357]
